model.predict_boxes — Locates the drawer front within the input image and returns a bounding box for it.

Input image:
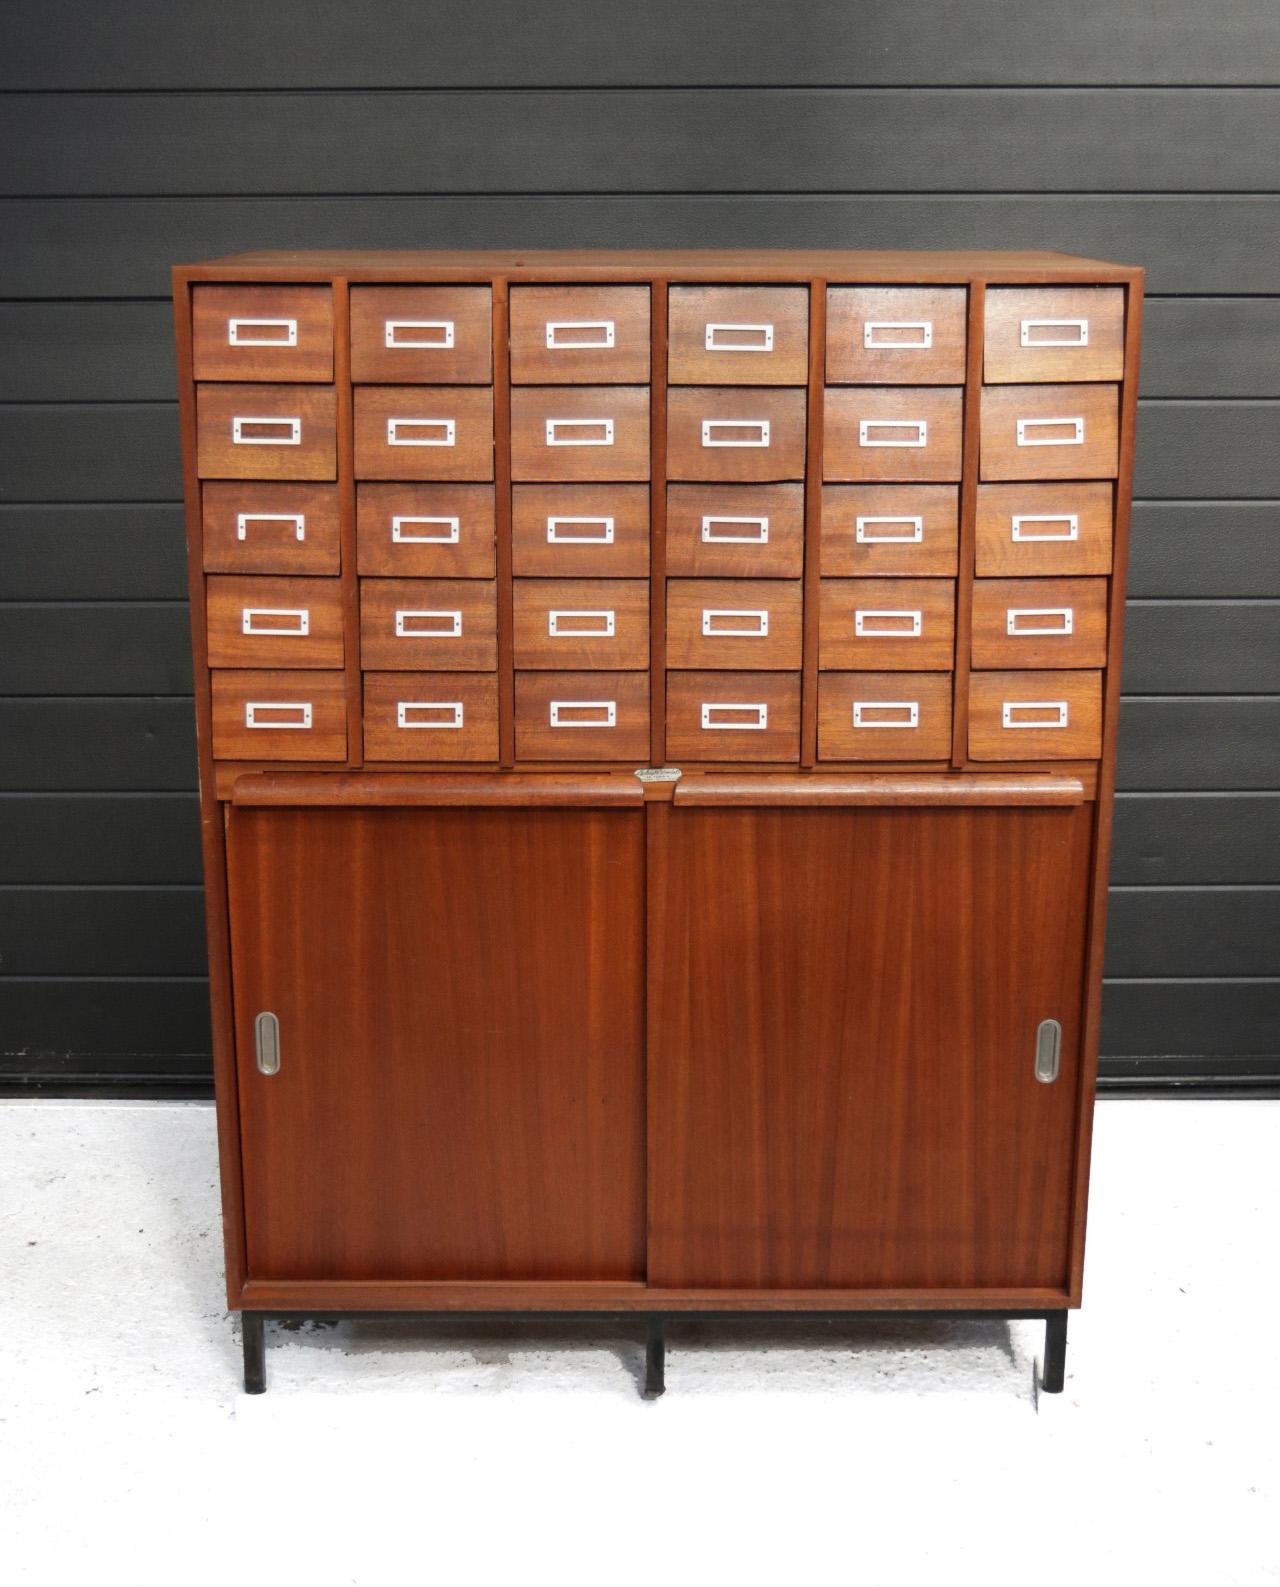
[356,483,496,577]
[666,483,803,578]
[818,672,953,761]
[359,578,497,671]
[515,671,650,761]
[668,286,810,386]
[196,384,336,481]
[192,285,333,383]
[823,387,963,483]
[206,575,344,669]
[509,286,650,384]
[512,483,650,577]
[363,671,499,761]
[971,577,1108,669]
[350,286,492,384]
[510,386,650,482]
[985,287,1125,384]
[976,482,1113,577]
[513,578,649,669]
[819,577,956,670]
[666,671,800,762]
[968,670,1103,760]
[666,578,802,670]
[826,287,967,385]
[202,481,340,575]
[821,485,959,577]
[211,669,347,761]
[667,387,807,482]
[980,384,1119,481]
[354,386,494,481]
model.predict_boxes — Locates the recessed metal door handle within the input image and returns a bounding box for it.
[255,1011,281,1076]
[1035,1018,1062,1083]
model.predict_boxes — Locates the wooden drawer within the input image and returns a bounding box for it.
[510,386,650,482]
[350,286,492,383]
[353,386,494,481]
[976,482,1113,577]
[509,287,650,384]
[667,387,807,482]
[985,287,1125,383]
[971,577,1109,669]
[819,577,956,670]
[363,671,498,761]
[820,485,959,577]
[980,384,1119,481]
[666,578,802,670]
[823,387,963,483]
[196,384,336,481]
[356,483,496,577]
[968,670,1103,760]
[192,285,333,383]
[206,575,344,669]
[210,669,347,761]
[515,671,650,761]
[818,672,953,761]
[666,484,803,578]
[359,578,497,671]
[666,671,800,762]
[826,287,967,385]
[513,578,649,669]
[201,481,340,575]
[512,484,649,577]
[668,286,809,386]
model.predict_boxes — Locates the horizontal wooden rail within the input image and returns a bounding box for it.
[231,771,645,807]
[674,773,1091,807]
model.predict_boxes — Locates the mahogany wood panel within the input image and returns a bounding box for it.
[358,577,498,671]
[353,385,495,481]
[665,671,801,762]
[202,480,340,575]
[665,577,803,670]
[355,482,497,577]
[666,386,807,482]
[232,772,646,807]
[647,803,1093,1288]
[818,577,956,670]
[817,671,953,761]
[673,773,1088,807]
[980,384,1120,481]
[211,669,347,761]
[666,483,804,578]
[667,286,810,385]
[349,286,493,383]
[976,482,1114,577]
[362,671,499,761]
[196,383,337,480]
[206,574,345,669]
[509,286,650,384]
[512,577,649,670]
[826,286,967,385]
[510,385,650,481]
[820,485,959,577]
[514,671,650,761]
[511,483,650,577]
[984,287,1126,384]
[968,670,1104,760]
[823,386,964,483]
[971,577,1109,669]
[192,284,334,383]
[228,805,646,1281]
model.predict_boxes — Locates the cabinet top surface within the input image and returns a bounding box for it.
[176,248,1142,282]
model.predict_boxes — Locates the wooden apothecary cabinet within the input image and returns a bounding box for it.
[174,250,1142,1395]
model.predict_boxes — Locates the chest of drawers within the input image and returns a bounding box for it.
[174,249,1142,1396]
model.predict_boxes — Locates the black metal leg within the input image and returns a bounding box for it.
[242,1312,267,1394]
[643,1315,666,1399]
[1041,1310,1067,1394]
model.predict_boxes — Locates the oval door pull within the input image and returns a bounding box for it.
[255,1011,281,1076]
[1034,1018,1062,1083]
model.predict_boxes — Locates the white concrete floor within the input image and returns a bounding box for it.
[2,1098,1277,1586]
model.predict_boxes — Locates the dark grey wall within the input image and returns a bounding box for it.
[2,1,1277,1092]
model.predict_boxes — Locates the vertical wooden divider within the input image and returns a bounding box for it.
[333,279,362,767]
[950,280,985,767]
[649,280,669,766]
[493,280,515,766]
[800,278,827,767]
